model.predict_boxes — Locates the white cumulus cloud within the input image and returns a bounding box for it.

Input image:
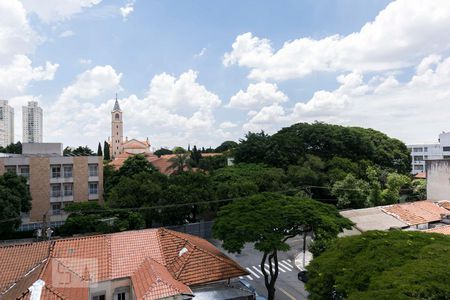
[22,0,102,23]
[228,82,288,110]
[120,1,134,20]
[224,0,450,81]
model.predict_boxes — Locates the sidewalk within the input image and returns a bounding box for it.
[294,250,313,271]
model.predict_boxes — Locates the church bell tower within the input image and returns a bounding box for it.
[111,95,123,159]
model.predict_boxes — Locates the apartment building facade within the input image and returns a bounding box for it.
[22,101,43,143]
[407,132,450,174]
[0,143,103,226]
[0,100,14,147]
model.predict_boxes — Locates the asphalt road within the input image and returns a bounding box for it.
[210,237,310,300]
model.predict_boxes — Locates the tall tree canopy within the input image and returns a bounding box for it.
[0,142,22,154]
[0,172,32,236]
[235,122,411,174]
[118,154,156,177]
[97,142,103,156]
[213,193,352,300]
[63,145,94,156]
[103,141,110,160]
[306,230,450,300]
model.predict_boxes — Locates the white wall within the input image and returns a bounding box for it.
[426,160,450,201]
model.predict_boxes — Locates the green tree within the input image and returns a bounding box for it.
[103,141,110,160]
[0,172,32,236]
[172,146,187,154]
[234,131,271,164]
[97,142,103,156]
[168,153,192,174]
[213,193,352,300]
[332,174,371,209]
[108,172,162,209]
[411,179,426,200]
[118,154,156,177]
[381,173,411,204]
[0,142,22,154]
[64,145,94,156]
[154,148,173,157]
[306,231,450,300]
[190,145,202,165]
[215,141,238,153]
[366,166,383,206]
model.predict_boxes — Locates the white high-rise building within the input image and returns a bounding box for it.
[408,132,450,174]
[22,101,43,143]
[0,100,14,148]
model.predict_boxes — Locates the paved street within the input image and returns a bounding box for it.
[210,237,310,300]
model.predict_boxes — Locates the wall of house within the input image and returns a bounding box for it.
[427,160,450,201]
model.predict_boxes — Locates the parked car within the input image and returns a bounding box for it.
[239,279,267,300]
[298,270,308,283]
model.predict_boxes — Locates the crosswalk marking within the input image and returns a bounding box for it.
[246,267,260,279]
[279,261,293,271]
[281,260,294,268]
[252,266,264,276]
[242,259,296,280]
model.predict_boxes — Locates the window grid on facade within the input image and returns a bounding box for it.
[51,165,61,178]
[89,182,98,195]
[19,166,29,178]
[63,183,73,196]
[89,164,98,177]
[51,184,61,197]
[63,165,73,178]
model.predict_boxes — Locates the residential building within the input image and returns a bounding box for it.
[22,101,43,143]
[0,143,103,229]
[0,100,14,147]
[407,131,450,174]
[0,228,251,300]
[426,159,450,201]
[340,200,450,236]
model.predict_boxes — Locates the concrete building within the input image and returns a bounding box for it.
[22,101,43,143]
[0,100,14,148]
[408,132,450,174]
[426,159,450,201]
[0,143,103,228]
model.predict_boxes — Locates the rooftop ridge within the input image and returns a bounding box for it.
[161,228,248,272]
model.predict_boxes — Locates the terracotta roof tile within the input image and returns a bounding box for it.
[0,241,51,294]
[1,228,247,300]
[110,229,164,279]
[131,258,192,300]
[425,225,450,235]
[437,200,450,210]
[159,229,248,285]
[382,201,448,225]
[52,235,111,281]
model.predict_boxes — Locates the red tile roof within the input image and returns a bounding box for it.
[413,171,426,179]
[437,200,450,210]
[0,228,247,300]
[425,225,450,235]
[131,258,192,300]
[382,201,448,225]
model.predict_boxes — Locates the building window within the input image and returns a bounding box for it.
[89,182,98,195]
[52,203,61,215]
[63,183,73,196]
[89,164,98,177]
[18,166,29,178]
[424,147,428,152]
[444,155,450,159]
[51,165,61,178]
[92,295,105,300]
[63,165,73,178]
[51,184,61,197]
[443,146,450,152]
[414,165,424,171]
[413,147,423,152]
[413,155,423,162]
[5,166,16,174]
[113,287,129,300]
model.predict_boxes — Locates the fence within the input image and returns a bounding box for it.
[166,220,214,239]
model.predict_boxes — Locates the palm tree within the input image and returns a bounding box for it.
[168,153,192,174]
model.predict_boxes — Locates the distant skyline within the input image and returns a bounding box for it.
[1,0,450,149]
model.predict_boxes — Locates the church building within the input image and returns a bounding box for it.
[108,97,151,159]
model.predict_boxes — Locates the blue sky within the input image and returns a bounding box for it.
[2,0,450,149]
